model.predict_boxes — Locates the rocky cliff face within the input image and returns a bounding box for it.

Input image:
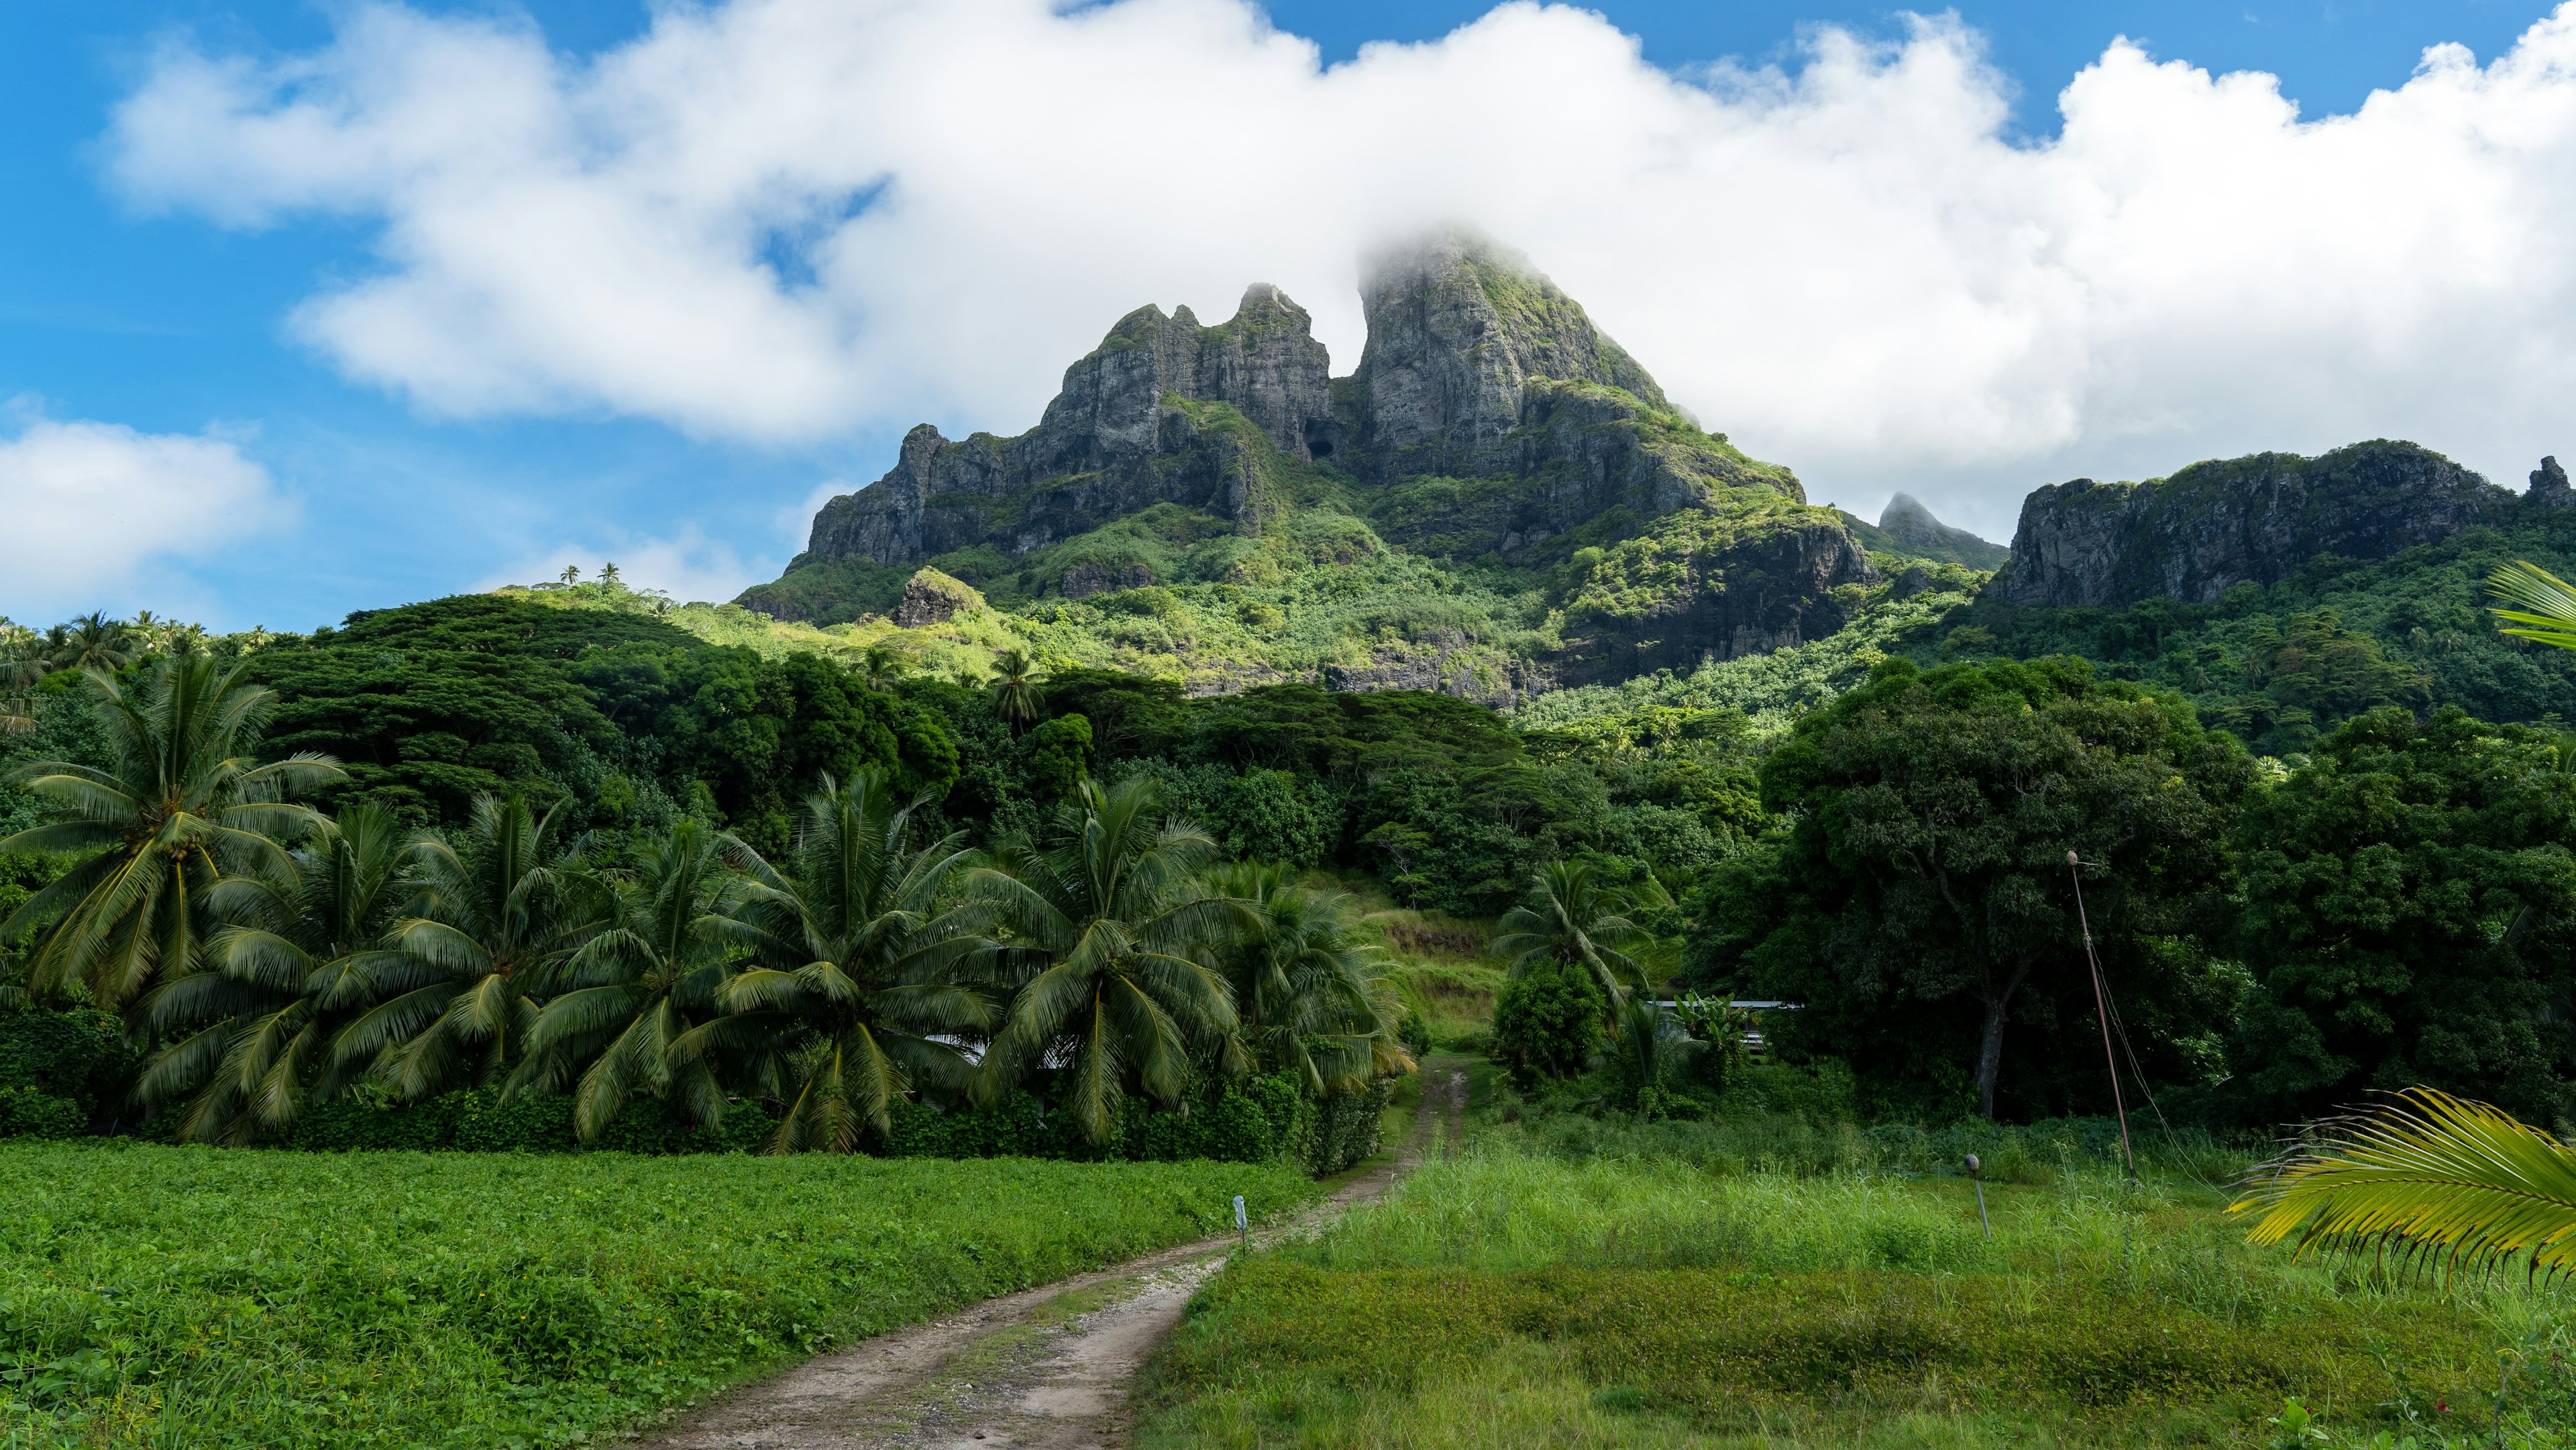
[1989,441,2509,609]
[1350,231,1670,480]
[1554,509,1876,686]
[794,284,1333,571]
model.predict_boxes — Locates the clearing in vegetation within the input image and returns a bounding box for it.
[0,1142,1312,1449]
[1136,1072,2573,1448]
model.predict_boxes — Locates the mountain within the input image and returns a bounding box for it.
[740,230,1874,699]
[1839,494,2009,570]
[1988,440,2505,608]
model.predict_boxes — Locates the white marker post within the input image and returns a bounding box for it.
[1965,1154,1991,1239]
[1232,1194,1248,1248]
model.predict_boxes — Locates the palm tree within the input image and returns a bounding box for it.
[0,656,342,1008]
[1493,860,1648,1013]
[0,626,42,736]
[513,819,749,1142]
[46,613,139,674]
[132,803,411,1142]
[2489,560,2576,650]
[330,795,606,1101]
[676,773,985,1151]
[1607,994,1701,1115]
[959,776,1242,1142]
[989,649,1040,734]
[2231,1088,2576,1279]
[1204,862,1410,1096]
[859,643,910,693]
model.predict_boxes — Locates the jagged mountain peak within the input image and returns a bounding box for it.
[1351,227,1668,477]
[1866,493,2011,570]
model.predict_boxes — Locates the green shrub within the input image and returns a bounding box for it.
[284,1088,773,1155]
[885,1076,1375,1174]
[0,1086,85,1140]
[0,1004,136,1125]
[1491,957,1605,1086]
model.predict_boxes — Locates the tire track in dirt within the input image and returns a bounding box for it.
[629,1061,1467,1450]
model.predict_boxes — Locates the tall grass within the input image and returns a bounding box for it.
[1140,1116,2557,1447]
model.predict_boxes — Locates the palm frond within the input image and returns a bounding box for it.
[2490,560,2576,652]
[2230,1088,2576,1281]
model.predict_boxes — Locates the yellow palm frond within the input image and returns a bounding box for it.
[2230,1087,2576,1281]
[2487,560,2576,652]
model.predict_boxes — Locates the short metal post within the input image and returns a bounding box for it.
[1966,1154,1991,1239]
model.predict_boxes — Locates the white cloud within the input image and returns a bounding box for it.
[475,524,768,606]
[102,1,2576,536]
[0,411,281,611]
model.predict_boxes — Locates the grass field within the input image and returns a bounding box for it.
[0,1143,1315,1449]
[1138,1077,2574,1448]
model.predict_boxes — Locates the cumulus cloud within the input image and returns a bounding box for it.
[103,0,2576,533]
[0,411,280,611]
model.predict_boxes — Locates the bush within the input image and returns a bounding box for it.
[0,1004,137,1127]
[0,1086,85,1140]
[886,1074,1386,1176]
[284,1088,774,1154]
[1491,957,1605,1086]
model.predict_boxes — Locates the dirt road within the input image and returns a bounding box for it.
[628,1064,1467,1449]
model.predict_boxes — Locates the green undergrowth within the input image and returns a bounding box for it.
[0,1143,1314,1449]
[1137,1115,2561,1447]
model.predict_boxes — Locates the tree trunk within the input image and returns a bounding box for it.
[1975,993,2009,1121]
[1974,958,2038,1120]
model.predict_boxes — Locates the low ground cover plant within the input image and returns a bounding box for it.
[0,1141,1311,1448]
[1136,1094,2555,1448]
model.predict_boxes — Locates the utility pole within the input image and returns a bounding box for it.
[2068,851,2137,1184]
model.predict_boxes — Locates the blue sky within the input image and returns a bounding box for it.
[3,0,2570,631]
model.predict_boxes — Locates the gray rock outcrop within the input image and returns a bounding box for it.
[2530,456,2573,507]
[1555,512,1876,686]
[1989,440,2506,609]
[893,569,983,628]
[794,285,1333,572]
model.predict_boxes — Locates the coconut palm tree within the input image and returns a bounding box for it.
[2231,1088,2576,1279]
[1607,994,1701,1115]
[989,649,1040,734]
[46,613,139,674]
[959,776,1243,1143]
[859,644,910,693]
[329,795,607,1101]
[132,802,411,1142]
[512,818,751,1142]
[1203,862,1410,1096]
[0,656,343,1008]
[0,626,42,737]
[674,772,985,1151]
[1492,860,1648,1012]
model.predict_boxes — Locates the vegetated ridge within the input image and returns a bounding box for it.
[739,229,1880,701]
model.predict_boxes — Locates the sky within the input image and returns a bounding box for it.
[2,0,2571,631]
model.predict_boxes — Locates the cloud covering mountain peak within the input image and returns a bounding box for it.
[103,0,2576,535]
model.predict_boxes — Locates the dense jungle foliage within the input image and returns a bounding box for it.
[12,484,2576,1152]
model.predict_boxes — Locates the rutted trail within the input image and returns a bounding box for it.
[629,1063,1466,1449]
